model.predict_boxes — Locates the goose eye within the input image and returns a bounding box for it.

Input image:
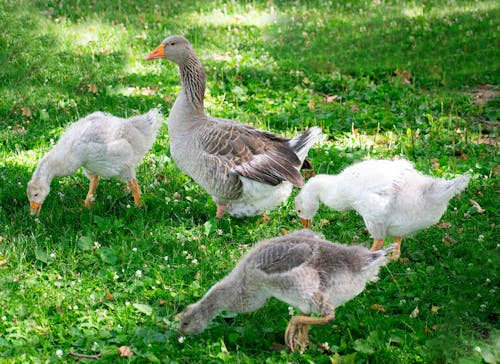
[170,42,175,46]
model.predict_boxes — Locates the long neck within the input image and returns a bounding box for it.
[32,154,56,185]
[311,174,347,210]
[178,53,206,114]
[194,278,235,320]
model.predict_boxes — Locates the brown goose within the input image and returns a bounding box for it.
[177,229,391,353]
[145,35,322,218]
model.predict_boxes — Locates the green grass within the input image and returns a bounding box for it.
[0,0,498,363]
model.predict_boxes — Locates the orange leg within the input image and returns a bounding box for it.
[391,236,402,261]
[370,239,385,251]
[284,313,335,353]
[216,204,226,218]
[127,179,142,207]
[84,176,99,208]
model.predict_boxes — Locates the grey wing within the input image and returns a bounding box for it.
[199,120,304,187]
[256,242,313,275]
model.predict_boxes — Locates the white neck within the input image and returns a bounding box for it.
[307,174,350,211]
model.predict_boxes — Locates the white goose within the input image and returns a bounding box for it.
[145,35,322,218]
[27,109,162,215]
[178,229,391,353]
[295,159,470,260]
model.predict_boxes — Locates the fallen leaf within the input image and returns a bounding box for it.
[460,153,467,161]
[438,222,451,229]
[118,346,133,358]
[194,271,201,280]
[350,104,359,112]
[164,96,174,104]
[409,306,419,318]
[302,77,310,85]
[431,305,440,314]
[442,234,456,246]
[87,84,98,94]
[12,124,26,135]
[395,69,412,84]
[320,219,330,226]
[105,291,115,301]
[369,304,386,312]
[0,254,8,266]
[470,199,485,213]
[22,107,32,118]
[281,228,288,235]
[307,100,315,109]
[325,95,338,103]
[0,236,3,242]
[173,192,181,200]
[158,300,166,306]
[423,326,434,335]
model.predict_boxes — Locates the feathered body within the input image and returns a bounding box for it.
[179,229,390,338]
[146,35,322,217]
[295,159,470,239]
[27,109,162,214]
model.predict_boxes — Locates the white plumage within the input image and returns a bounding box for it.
[178,229,391,353]
[295,159,470,260]
[27,109,163,215]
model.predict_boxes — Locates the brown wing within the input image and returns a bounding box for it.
[199,118,304,187]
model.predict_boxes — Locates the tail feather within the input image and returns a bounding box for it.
[289,126,323,163]
[145,108,164,136]
[430,174,470,202]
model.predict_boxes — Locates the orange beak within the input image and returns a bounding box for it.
[301,218,312,229]
[29,201,42,216]
[145,44,165,60]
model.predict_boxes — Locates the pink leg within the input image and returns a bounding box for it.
[84,176,99,208]
[216,204,226,218]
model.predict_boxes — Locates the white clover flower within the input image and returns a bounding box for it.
[56,349,63,358]
[478,235,484,242]
[288,306,294,316]
[217,229,223,236]
[126,204,131,209]
[178,336,185,343]
[164,256,169,261]
[192,258,198,265]
[125,301,131,306]
[73,305,78,310]
[135,270,142,278]
[93,241,101,249]
[113,272,119,280]
[1,316,6,321]
[132,247,138,253]
[50,253,56,258]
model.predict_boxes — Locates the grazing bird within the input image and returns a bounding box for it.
[178,229,391,353]
[145,35,322,218]
[295,159,470,260]
[27,109,162,215]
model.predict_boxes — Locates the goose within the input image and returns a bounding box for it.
[145,35,322,218]
[294,159,470,260]
[27,109,162,215]
[178,229,391,353]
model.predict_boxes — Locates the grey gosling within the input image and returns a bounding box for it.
[178,229,391,353]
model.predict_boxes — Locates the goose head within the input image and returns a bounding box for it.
[26,179,50,216]
[178,303,210,335]
[294,188,319,229]
[145,35,193,65]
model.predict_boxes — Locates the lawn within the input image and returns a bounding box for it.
[0,0,498,363]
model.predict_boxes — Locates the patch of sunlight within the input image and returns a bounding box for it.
[333,126,399,154]
[429,0,497,17]
[6,150,42,169]
[402,6,424,18]
[188,8,277,27]
[50,19,128,54]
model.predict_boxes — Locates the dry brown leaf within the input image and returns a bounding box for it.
[409,306,419,318]
[320,219,330,226]
[0,236,3,242]
[369,303,386,312]
[307,100,315,109]
[460,153,467,161]
[302,77,310,85]
[12,124,26,135]
[470,199,485,213]
[442,234,456,246]
[164,96,174,104]
[281,228,288,235]
[395,69,412,84]
[438,222,451,229]
[105,291,115,301]
[423,327,434,335]
[325,95,338,103]
[350,104,359,112]
[141,87,155,96]
[158,300,166,306]
[173,192,181,200]
[493,165,500,175]
[87,84,98,94]
[194,271,201,280]
[118,346,133,358]
[22,107,32,118]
